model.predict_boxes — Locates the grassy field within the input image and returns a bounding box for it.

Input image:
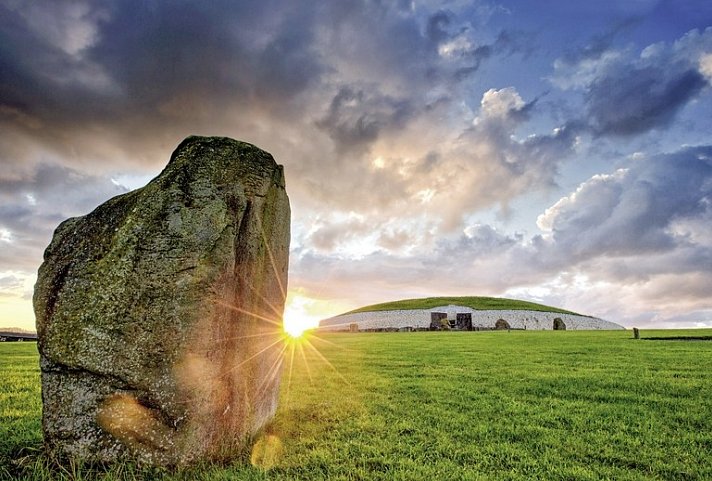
[344,296,582,316]
[1,329,712,480]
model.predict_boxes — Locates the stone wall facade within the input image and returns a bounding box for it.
[320,304,624,331]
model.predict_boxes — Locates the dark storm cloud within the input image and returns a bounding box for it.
[316,86,414,153]
[423,10,522,83]
[552,27,712,138]
[0,0,514,183]
[0,163,126,270]
[91,0,323,106]
[586,66,707,136]
[0,0,323,115]
[0,0,327,169]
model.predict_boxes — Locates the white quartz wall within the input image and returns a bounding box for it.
[320,304,624,331]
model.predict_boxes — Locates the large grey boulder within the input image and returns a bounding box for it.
[34,136,290,466]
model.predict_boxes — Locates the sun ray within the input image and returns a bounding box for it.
[306,332,352,350]
[244,281,285,319]
[302,338,351,386]
[284,341,296,405]
[256,343,288,396]
[314,320,356,329]
[213,299,282,327]
[211,337,285,379]
[198,330,278,346]
[297,342,313,384]
[255,212,287,302]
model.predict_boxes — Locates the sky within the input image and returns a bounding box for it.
[1,0,712,332]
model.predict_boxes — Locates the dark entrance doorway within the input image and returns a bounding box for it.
[495,318,510,330]
[553,318,566,330]
[456,313,473,330]
[430,312,447,330]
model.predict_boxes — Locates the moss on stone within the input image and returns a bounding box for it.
[34,136,290,466]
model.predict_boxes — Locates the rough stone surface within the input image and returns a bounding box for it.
[34,136,290,466]
[321,305,625,331]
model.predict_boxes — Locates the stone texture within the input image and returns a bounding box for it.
[34,136,290,466]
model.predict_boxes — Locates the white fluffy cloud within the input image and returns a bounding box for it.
[478,87,526,120]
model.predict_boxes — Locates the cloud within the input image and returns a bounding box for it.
[289,144,712,326]
[700,52,712,81]
[0,163,127,271]
[551,27,712,137]
[0,0,529,223]
[302,84,575,240]
[0,273,25,295]
[586,66,706,136]
[539,146,712,260]
[0,0,327,172]
[315,86,414,154]
[557,17,640,68]
[3,1,711,328]
[478,87,526,120]
[511,145,712,322]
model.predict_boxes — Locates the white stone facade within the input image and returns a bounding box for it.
[319,304,624,331]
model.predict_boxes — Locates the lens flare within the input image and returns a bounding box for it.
[282,294,321,338]
[250,433,283,470]
[283,313,314,338]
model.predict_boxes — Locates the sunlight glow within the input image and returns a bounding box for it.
[282,293,322,338]
[283,318,309,338]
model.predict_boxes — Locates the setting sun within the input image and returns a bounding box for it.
[282,293,323,338]
[283,316,311,338]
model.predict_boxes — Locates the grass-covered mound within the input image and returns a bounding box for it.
[343,296,583,316]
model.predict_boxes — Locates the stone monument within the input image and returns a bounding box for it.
[34,136,290,465]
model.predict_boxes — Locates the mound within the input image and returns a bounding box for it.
[345,296,582,316]
[320,296,624,331]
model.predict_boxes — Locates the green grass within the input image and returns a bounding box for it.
[2,329,712,480]
[343,296,583,316]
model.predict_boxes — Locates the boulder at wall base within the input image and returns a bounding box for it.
[34,136,290,466]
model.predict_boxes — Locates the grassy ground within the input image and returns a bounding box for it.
[344,296,582,316]
[1,329,711,480]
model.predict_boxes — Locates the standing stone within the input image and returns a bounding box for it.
[34,136,290,466]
